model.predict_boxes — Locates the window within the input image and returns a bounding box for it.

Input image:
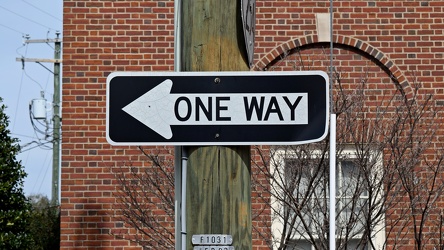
[270,148,385,250]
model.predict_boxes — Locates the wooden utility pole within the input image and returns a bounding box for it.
[180,1,251,249]
[16,33,62,206]
[52,32,61,206]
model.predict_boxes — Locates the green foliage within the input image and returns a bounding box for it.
[0,98,33,249]
[28,194,60,250]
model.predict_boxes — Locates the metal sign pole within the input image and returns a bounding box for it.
[329,114,336,249]
[329,0,336,249]
[174,147,182,250]
[173,1,183,249]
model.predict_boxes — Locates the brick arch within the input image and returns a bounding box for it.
[254,34,411,95]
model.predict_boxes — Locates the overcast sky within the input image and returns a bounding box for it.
[0,0,62,198]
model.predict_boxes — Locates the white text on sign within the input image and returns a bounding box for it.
[174,95,306,123]
[191,234,233,246]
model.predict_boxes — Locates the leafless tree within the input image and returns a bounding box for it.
[112,147,176,249]
[252,49,444,249]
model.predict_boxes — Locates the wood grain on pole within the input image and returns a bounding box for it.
[181,0,252,249]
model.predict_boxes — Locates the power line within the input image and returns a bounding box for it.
[23,67,44,90]
[36,153,52,194]
[0,23,25,35]
[11,132,38,139]
[0,4,56,31]
[12,43,29,131]
[32,150,51,194]
[20,141,52,153]
[11,133,47,141]
[21,0,62,23]
[44,71,52,92]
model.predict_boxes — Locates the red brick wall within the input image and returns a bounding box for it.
[62,1,176,248]
[62,0,444,249]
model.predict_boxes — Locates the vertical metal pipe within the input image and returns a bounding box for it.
[174,0,181,71]
[173,1,183,249]
[329,0,336,248]
[330,0,334,104]
[329,114,336,250]
[181,148,188,250]
[174,146,182,250]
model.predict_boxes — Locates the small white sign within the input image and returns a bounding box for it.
[193,247,234,250]
[192,234,233,245]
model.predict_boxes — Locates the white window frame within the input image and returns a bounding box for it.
[270,147,386,250]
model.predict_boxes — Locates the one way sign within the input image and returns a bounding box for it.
[106,71,329,146]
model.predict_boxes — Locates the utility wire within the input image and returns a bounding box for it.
[44,71,52,92]
[0,23,25,35]
[44,30,56,50]
[16,36,29,55]
[12,132,39,139]
[21,0,62,23]
[32,150,51,194]
[20,141,52,153]
[20,137,53,150]
[0,4,56,31]
[23,68,44,90]
[37,154,52,194]
[12,43,29,131]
